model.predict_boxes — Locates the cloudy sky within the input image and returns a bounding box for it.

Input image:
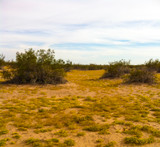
[1,0,160,64]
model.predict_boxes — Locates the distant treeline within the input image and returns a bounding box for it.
[71,64,107,70]
[0,58,144,71]
[1,60,107,71]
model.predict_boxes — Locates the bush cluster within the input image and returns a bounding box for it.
[125,68,156,84]
[2,49,67,84]
[145,59,160,72]
[101,60,130,78]
[101,59,157,84]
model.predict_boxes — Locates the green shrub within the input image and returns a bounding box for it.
[104,141,116,147]
[145,59,160,72]
[0,129,8,135]
[125,68,156,84]
[64,139,75,146]
[2,70,12,80]
[123,127,142,137]
[49,138,59,143]
[96,139,104,143]
[141,125,160,137]
[0,138,10,146]
[54,130,68,137]
[124,136,155,145]
[77,132,85,137]
[84,124,109,133]
[2,49,67,84]
[46,138,59,146]
[101,60,130,79]
[64,60,73,72]
[25,138,42,147]
[12,132,21,139]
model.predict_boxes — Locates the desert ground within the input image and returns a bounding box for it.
[1,70,160,147]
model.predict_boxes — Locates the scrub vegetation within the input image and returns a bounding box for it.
[2,49,67,84]
[1,50,160,146]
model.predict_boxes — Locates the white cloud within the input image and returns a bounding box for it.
[0,0,160,64]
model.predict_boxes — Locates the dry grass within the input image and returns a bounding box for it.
[1,70,160,146]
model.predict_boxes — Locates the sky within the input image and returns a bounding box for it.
[0,0,160,64]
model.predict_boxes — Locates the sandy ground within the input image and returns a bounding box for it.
[1,70,160,147]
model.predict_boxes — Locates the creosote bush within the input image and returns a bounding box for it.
[125,68,156,84]
[145,59,160,72]
[2,49,67,84]
[101,60,130,79]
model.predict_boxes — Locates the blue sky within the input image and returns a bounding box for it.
[0,0,160,64]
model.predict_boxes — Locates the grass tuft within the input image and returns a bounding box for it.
[54,130,68,137]
[124,136,155,145]
[64,139,75,146]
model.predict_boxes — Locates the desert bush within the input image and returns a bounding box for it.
[2,70,12,80]
[77,132,85,137]
[54,130,68,137]
[104,141,116,147]
[64,60,73,72]
[2,49,67,84]
[125,68,156,84]
[0,138,10,146]
[64,139,75,146]
[0,54,5,69]
[145,59,160,72]
[101,60,130,78]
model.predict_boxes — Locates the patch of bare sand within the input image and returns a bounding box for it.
[36,82,96,98]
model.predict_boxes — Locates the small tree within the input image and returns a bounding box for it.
[2,49,67,84]
[101,60,130,78]
[15,49,37,83]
